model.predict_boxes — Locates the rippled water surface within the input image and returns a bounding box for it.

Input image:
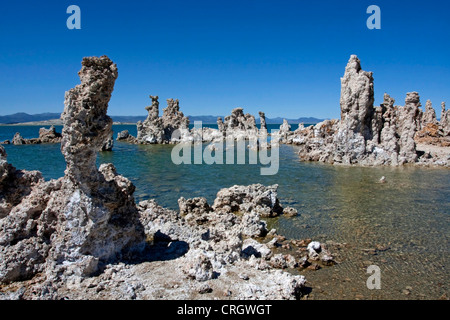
[1,125,449,299]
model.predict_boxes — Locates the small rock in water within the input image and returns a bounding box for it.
[320,254,335,266]
[267,238,279,249]
[307,241,321,252]
[198,283,213,294]
[223,290,232,297]
[299,256,310,268]
[402,289,411,296]
[283,207,298,217]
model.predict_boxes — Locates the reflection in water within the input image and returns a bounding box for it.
[1,125,449,300]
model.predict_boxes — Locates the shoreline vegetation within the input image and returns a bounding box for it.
[0,54,449,300]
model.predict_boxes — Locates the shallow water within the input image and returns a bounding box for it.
[1,125,449,300]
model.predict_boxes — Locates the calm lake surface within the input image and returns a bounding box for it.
[1,124,449,300]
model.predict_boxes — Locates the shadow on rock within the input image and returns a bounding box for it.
[124,231,189,265]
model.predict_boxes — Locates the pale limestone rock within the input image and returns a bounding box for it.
[7,127,62,146]
[136,95,164,144]
[222,108,259,140]
[136,96,190,144]
[275,119,291,143]
[441,102,450,136]
[0,56,145,284]
[99,130,114,151]
[12,133,25,145]
[212,184,283,218]
[0,58,312,300]
[291,56,446,166]
[116,130,138,143]
[217,117,225,133]
[422,100,438,126]
[283,207,298,217]
[259,111,267,132]
[117,130,130,140]
[38,126,62,144]
[397,92,421,164]
[340,55,375,139]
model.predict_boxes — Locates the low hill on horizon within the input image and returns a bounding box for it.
[0,112,326,125]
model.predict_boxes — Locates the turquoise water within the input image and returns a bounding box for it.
[1,124,449,299]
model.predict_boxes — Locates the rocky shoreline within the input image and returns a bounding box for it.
[0,56,336,300]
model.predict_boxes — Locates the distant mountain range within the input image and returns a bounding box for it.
[0,113,62,124]
[0,112,325,125]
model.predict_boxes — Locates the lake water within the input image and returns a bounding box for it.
[1,124,449,300]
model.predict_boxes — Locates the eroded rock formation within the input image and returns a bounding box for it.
[259,111,267,132]
[0,56,145,286]
[0,145,43,219]
[116,130,138,144]
[422,100,438,126]
[221,108,258,139]
[99,131,114,151]
[11,133,26,145]
[136,96,190,144]
[291,55,449,166]
[441,102,450,136]
[136,184,310,298]
[38,126,62,144]
[7,126,62,146]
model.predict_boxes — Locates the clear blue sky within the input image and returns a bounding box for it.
[0,0,449,119]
